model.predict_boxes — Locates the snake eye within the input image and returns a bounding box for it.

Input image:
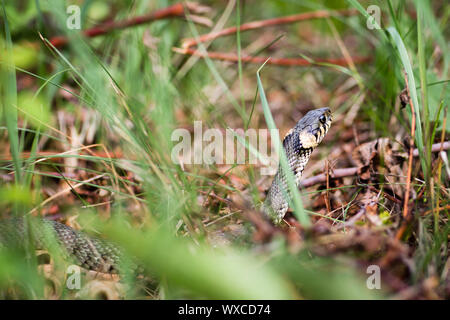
[319,115,327,124]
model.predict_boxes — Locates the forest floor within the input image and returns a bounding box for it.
[0,1,448,299]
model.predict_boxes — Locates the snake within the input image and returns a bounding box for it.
[0,107,332,274]
[263,107,332,223]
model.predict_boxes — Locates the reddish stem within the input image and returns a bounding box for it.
[50,3,192,48]
[182,8,358,49]
[396,71,417,240]
[173,47,371,67]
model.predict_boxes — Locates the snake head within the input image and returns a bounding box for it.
[294,107,332,149]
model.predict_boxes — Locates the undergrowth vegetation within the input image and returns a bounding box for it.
[0,0,448,299]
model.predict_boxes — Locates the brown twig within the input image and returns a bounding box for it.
[368,185,403,205]
[300,167,358,188]
[417,141,449,155]
[299,141,450,189]
[205,192,279,241]
[199,190,231,206]
[175,8,370,67]
[49,2,211,48]
[181,8,358,49]
[423,204,450,216]
[173,47,371,66]
[396,71,417,240]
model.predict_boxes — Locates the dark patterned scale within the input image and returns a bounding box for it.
[0,218,124,273]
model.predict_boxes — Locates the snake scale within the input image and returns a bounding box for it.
[0,108,332,274]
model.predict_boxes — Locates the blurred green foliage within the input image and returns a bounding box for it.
[0,0,447,299]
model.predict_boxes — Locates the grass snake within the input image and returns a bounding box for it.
[0,107,332,273]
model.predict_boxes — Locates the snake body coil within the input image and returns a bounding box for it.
[0,218,124,273]
[0,108,332,273]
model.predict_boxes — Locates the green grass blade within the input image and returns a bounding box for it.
[185,15,247,121]
[416,1,431,178]
[228,127,270,166]
[387,27,426,176]
[256,61,310,227]
[345,0,386,40]
[430,100,444,145]
[0,3,22,183]
[236,0,245,113]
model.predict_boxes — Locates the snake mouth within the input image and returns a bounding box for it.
[314,110,332,141]
[313,130,324,143]
[298,109,333,147]
[312,123,331,142]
